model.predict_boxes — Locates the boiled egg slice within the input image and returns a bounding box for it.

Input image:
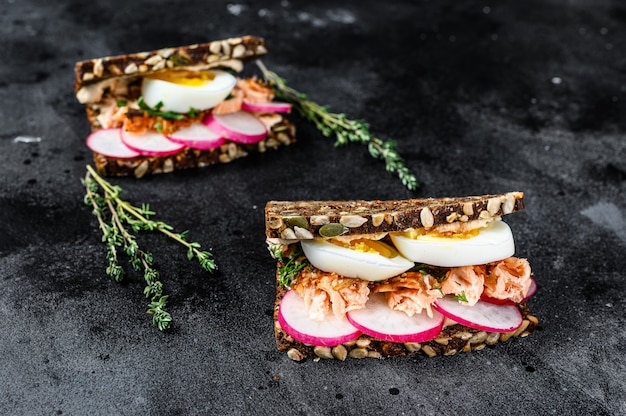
[389,220,514,268]
[141,69,236,113]
[300,238,414,282]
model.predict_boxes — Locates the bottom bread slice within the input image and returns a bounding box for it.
[273,281,539,362]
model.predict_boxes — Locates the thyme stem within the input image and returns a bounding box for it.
[82,165,217,330]
[257,61,418,190]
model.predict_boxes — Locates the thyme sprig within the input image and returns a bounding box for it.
[278,250,309,288]
[268,242,309,287]
[257,61,418,191]
[82,165,217,330]
[453,291,469,303]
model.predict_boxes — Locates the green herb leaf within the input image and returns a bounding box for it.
[452,291,469,303]
[187,107,201,118]
[137,96,186,120]
[82,165,218,330]
[412,263,448,281]
[267,242,283,260]
[277,248,309,287]
[257,61,418,191]
[147,296,172,331]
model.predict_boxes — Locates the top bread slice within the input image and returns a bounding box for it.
[265,191,525,240]
[74,36,268,103]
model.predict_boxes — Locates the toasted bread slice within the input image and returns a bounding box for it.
[74,36,268,101]
[265,192,524,240]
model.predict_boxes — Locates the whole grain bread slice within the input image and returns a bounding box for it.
[75,36,267,98]
[265,191,524,240]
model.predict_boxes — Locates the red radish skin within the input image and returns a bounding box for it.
[346,293,444,343]
[480,278,537,306]
[241,101,292,113]
[166,123,226,150]
[86,128,140,158]
[120,129,185,156]
[203,111,267,144]
[433,296,523,333]
[278,290,361,347]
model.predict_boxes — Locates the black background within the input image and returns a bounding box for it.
[1,1,625,415]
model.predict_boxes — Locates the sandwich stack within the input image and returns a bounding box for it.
[74,36,295,177]
[265,192,538,361]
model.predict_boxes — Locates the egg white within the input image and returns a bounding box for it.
[389,220,515,267]
[300,239,414,282]
[141,70,236,113]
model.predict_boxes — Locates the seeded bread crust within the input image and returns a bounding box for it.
[265,192,524,240]
[273,277,539,361]
[74,36,267,93]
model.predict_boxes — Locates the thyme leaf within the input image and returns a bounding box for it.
[147,296,172,331]
[257,61,418,191]
[137,96,186,120]
[274,247,309,287]
[187,107,201,119]
[82,165,217,330]
[452,291,469,303]
[412,263,448,281]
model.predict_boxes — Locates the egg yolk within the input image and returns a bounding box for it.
[402,228,480,240]
[146,70,217,87]
[329,238,398,258]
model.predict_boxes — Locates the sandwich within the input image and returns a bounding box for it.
[74,36,295,177]
[265,192,538,361]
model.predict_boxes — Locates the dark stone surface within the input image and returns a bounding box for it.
[1,0,625,415]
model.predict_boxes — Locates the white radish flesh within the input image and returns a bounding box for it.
[241,101,292,113]
[480,278,537,306]
[277,290,361,347]
[166,123,226,150]
[120,129,185,156]
[346,293,444,343]
[434,295,523,333]
[86,128,140,158]
[203,111,267,144]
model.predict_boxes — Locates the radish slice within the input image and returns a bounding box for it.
[241,101,292,113]
[346,293,444,343]
[433,296,522,333]
[166,123,226,150]
[120,129,185,156]
[86,128,140,158]
[203,111,267,144]
[480,278,537,306]
[278,290,361,347]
